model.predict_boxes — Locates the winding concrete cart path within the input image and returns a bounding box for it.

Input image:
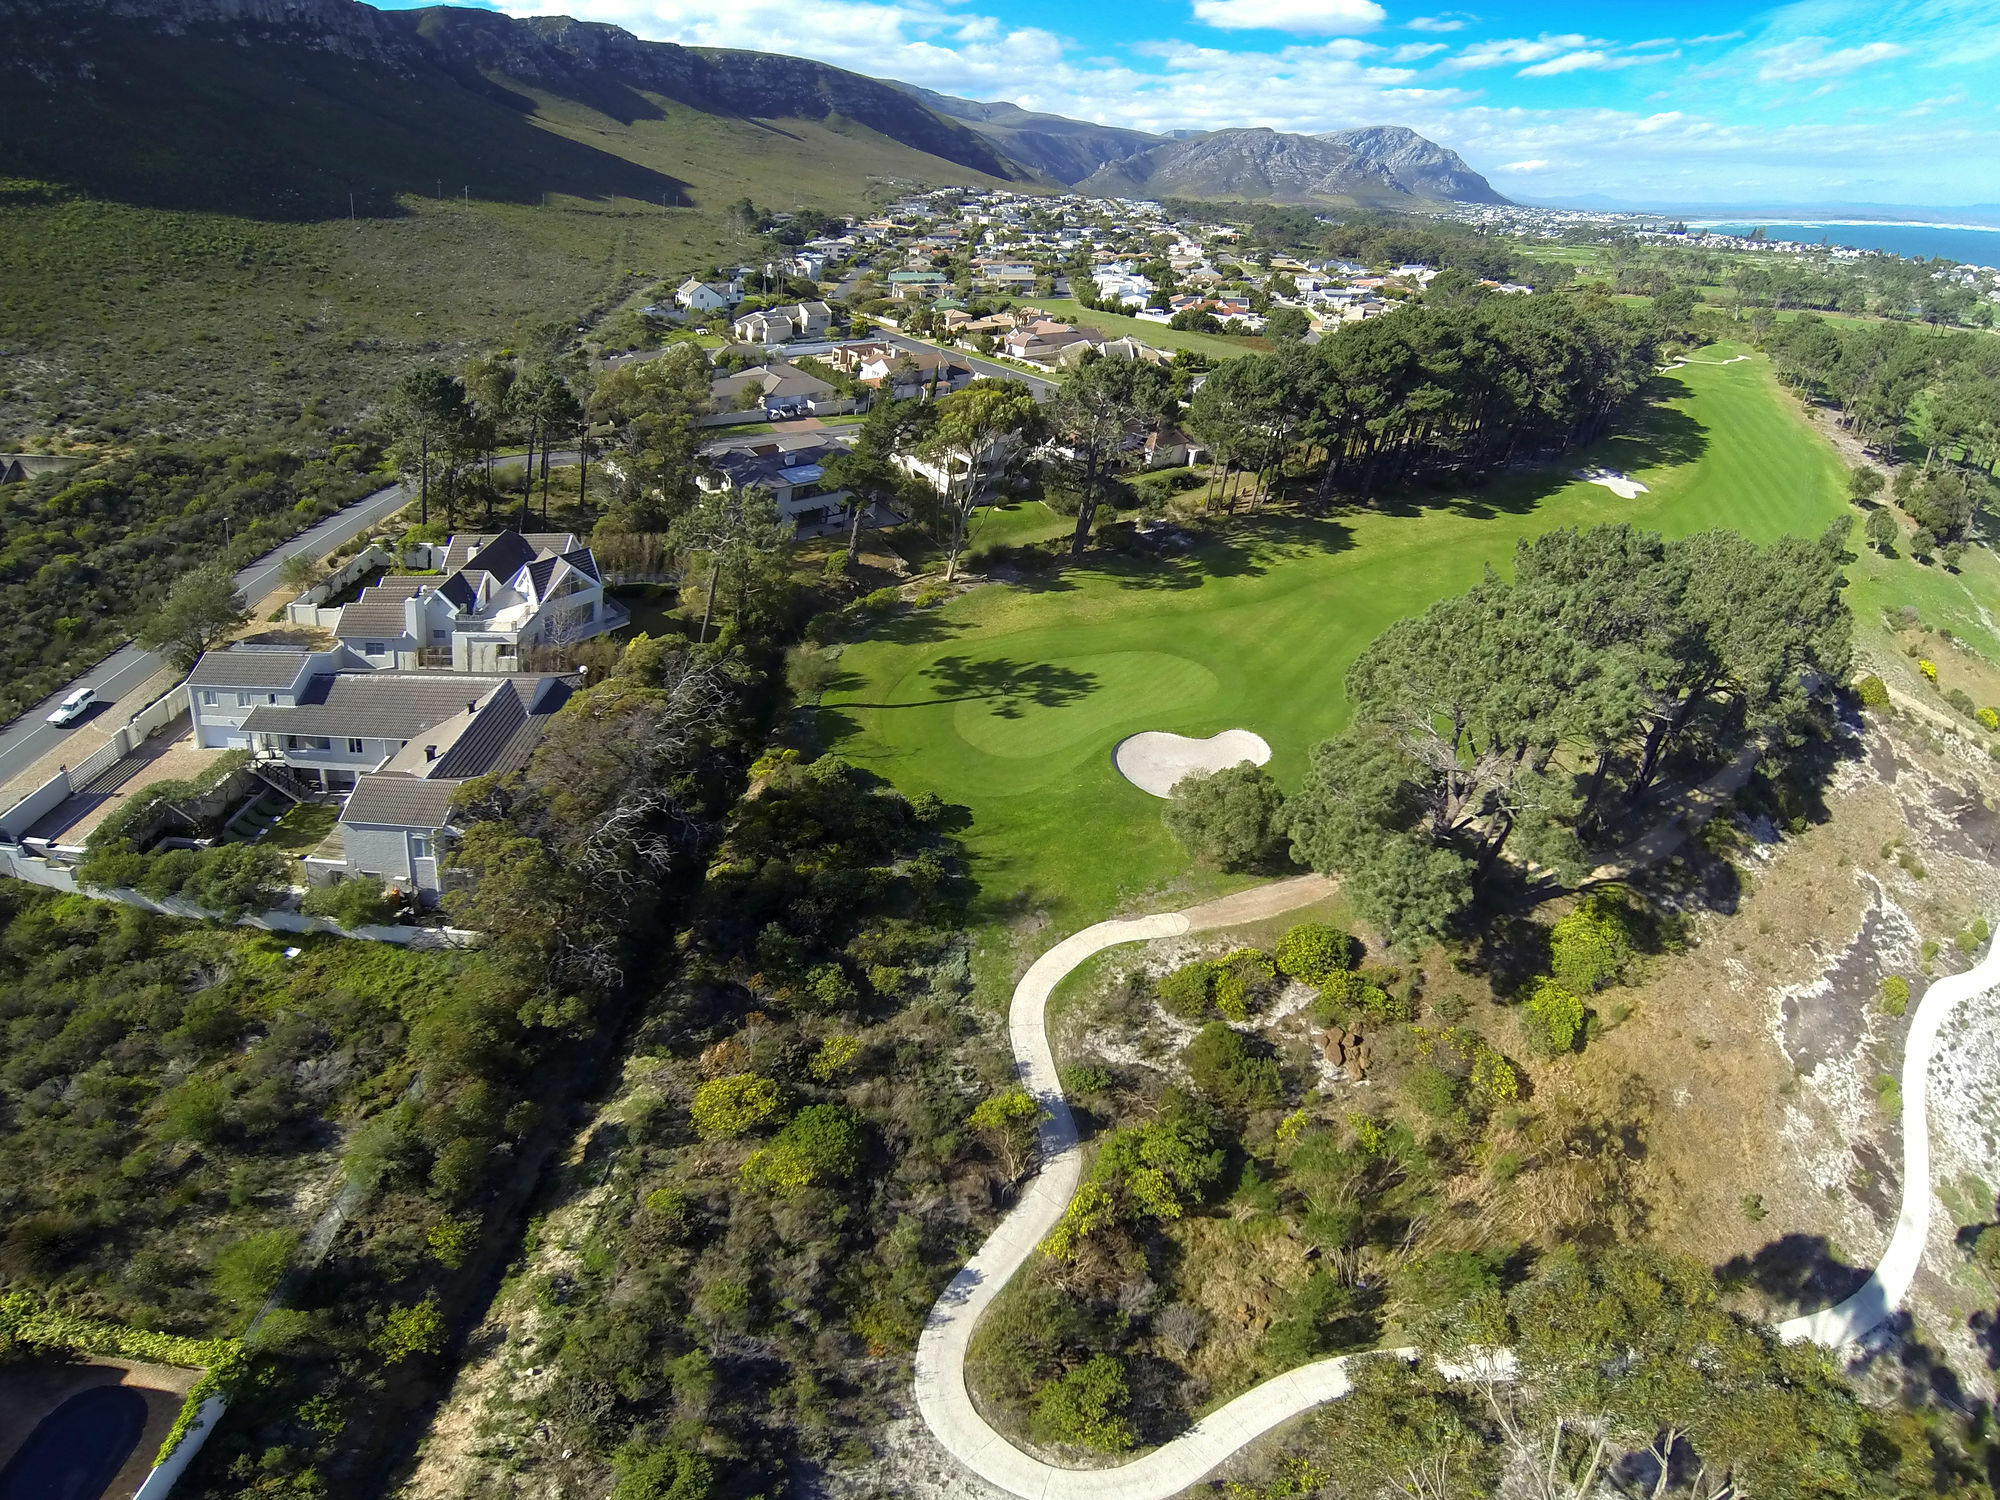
[915,877,2000,1500]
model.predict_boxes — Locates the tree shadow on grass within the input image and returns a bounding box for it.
[917,656,1098,718]
[1357,391,1708,524]
[1717,1233,1870,1317]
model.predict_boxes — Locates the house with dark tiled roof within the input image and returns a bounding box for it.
[332,530,625,672]
[185,644,576,898]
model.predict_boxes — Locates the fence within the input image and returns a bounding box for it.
[0,842,480,948]
[285,542,398,625]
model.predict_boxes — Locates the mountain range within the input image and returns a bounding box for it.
[893,82,1505,205]
[0,0,1505,216]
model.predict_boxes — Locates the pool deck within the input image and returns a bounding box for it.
[0,1357,196,1500]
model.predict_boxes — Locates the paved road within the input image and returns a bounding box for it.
[0,450,594,790]
[915,871,2000,1498]
[0,476,419,788]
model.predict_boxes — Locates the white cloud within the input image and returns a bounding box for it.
[1633,110,1684,132]
[1442,34,1592,71]
[1500,159,1550,170]
[1685,31,1744,45]
[1407,11,1472,30]
[1756,38,1905,82]
[1519,48,1678,76]
[1189,0,1385,33]
[1387,41,1447,61]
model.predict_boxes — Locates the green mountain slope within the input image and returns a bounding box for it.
[0,0,1033,442]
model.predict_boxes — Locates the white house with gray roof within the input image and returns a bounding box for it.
[186,645,576,898]
[332,530,624,672]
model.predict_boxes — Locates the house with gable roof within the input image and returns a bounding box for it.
[332,530,625,673]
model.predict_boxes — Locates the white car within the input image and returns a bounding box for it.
[46,687,96,725]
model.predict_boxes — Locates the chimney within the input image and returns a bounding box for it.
[466,700,476,715]
[424,745,437,762]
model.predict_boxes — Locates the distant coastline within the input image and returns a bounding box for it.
[1684,218,2000,268]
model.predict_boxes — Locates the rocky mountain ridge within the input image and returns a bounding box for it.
[1076,124,1506,205]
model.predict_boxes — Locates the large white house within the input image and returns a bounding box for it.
[675,277,743,313]
[186,646,578,897]
[330,531,624,672]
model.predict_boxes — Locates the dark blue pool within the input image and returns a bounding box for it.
[0,1384,147,1500]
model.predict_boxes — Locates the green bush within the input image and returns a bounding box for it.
[1948,687,1978,719]
[1311,969,1411,1026]
[1032,1355,1134,1451]
[1183,1021,1282,1113]
[740,1104,863,1192]
[1155,959,1217,1019]
[210,1230,297,1308]
[1211,948,1276,1021]
[1879,975,1910,1016]
[861,586,902,614]
[157,1076,229,1145]
[1548,893,1631,995]
[1274,922,1353,986]
[1854,674,1890,709]
[611,1442,715,1500]
[371,1291,445,1362]
[1523,978,1585,1056]
[1161,762,1286,871]
[1401,1062,1463,1121]
[690,1074,781,1140]
[301,876,398,928]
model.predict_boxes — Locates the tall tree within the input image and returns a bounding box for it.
[391,367,468,525]
[1047,354,1171,555]
[138,562,249,669]
[916,381,1042,581]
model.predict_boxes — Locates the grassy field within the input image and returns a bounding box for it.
[821,346,1871,987]
[1033,297,1267,361]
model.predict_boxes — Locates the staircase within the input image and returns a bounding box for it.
[250,756,320,804]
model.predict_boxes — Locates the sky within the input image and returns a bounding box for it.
[377,0,2000,207]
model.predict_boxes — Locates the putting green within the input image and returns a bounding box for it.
[821,348,1870,963]
[949,651,1219,761]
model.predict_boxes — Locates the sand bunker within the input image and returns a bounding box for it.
[1114,729,1272,798]
[1577,466,1650,499]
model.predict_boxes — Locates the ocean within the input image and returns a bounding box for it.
[1690,220,2000,268]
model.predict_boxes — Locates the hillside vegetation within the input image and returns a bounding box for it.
[0,2,1021,444]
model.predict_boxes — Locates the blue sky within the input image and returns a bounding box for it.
[379,0,2000,206]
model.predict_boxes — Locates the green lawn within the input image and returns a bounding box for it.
[965,499,1075,556]
[820,347,1861,983]
[1033,297,1267,361]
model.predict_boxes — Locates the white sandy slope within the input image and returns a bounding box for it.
[1112,729,1272,799]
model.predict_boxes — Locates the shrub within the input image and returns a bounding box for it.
[1548,893,1632,995]
[740,1104,863,1192]
[372,1291,445,1361]
[1401,1062,1462,1120]
[1155,959,1217,1019]
[1183,1021,1283,1113]
[1877,976,1908,1018]
[301,876,397,928]
[808,1033,861,1082]
[1469,1045,1518,1104]
[1948,688,1978,719]
[1274,922,1353,986]
[912,580,951,609]
[1522,978,1585,1056]
[611,1442,715,1500]
[1265,1266,1351,1365]
[157,1077,229,1145]
[690,1074,781,1140]
[861,586,902,614]
[1920,659,1938,683]
[1033,1355,1134,1451]
[1854,674,1890,709]
[1060,1063,1111,1097]
[1161,762,1287,871]
[1311,969,1411,1026]
[211,1230,296,1308]
[1979,708,1999,732]
[1211,948,1276,1021]
[784,644,840,699]
[426,1216,478,1269]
